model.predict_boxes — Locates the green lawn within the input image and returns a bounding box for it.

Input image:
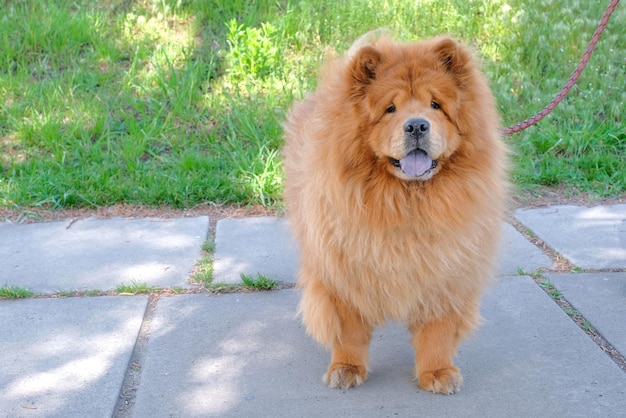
[1,0,624,210]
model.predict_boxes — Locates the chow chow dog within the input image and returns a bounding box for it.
[283,33,508,394]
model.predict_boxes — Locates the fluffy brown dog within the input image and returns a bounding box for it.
[282,34,508,394]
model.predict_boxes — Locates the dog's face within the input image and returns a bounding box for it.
[348,38,472,181]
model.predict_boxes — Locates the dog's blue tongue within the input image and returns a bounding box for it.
[399,150,432,177]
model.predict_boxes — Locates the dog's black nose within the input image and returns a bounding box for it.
[404,118,430,136]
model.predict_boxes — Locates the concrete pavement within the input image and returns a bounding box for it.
[0,217,208,293]
[1,204,625,417]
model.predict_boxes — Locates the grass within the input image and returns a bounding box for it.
[191,235,279,291]
[0,284,35,299]
[54,289,104,297]
[115,280,160,295]
[1,0,624,211]
[539,279,563,299]
[203,274,279,293]
[190,239,215,286]
[191,257,214,287]
[538,277,597,333]
[240,273,278,290]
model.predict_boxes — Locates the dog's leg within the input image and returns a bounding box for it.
[409,314,469,394]
[323,298,373,389]
[299,274,372,389]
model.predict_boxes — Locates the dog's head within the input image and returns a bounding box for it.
[346,37,475,181]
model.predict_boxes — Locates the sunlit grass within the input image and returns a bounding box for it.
[0,284,35,299]
[241,273,278,291]
[0,0,624,210]
[115,281,160,295]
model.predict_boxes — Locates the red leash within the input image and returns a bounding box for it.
[502,0,621,135]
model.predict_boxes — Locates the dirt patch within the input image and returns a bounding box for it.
[0,203,280,224]
[1,186,624,225]
[511,185,625,209]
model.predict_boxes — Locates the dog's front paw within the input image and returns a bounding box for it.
[418,366,463,394]
[323,363,367,389]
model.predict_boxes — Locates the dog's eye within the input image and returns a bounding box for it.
[430,101,440,110]
[385,104,396,114]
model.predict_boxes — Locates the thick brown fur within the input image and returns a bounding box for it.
[282,34,508,394]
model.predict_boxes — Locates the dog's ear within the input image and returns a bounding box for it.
[433,38,472,83]
[349,46,382,86]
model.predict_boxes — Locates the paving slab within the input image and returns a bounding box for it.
[133,278,626,418]
[515,204,626,269]
[548,272,626,357]
[213,217,298,284]
[497,223,554,274]
[0,216,209,293]
[0,296,148,417]
[213,218,551,284]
